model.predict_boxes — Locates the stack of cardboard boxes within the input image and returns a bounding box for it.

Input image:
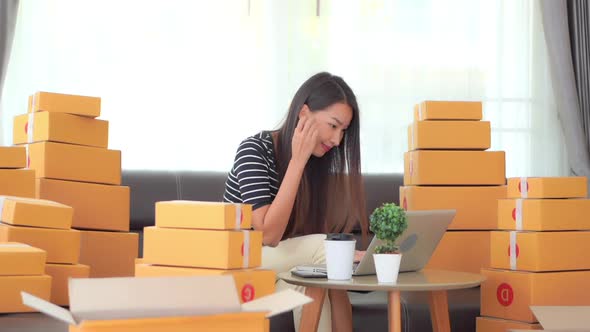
[0,196,86,306]
[14,91,138,278]
[0,242,50,312]
[400,101,507,274]
[0,146,35,197]
[477,176,590,331]
[136,201,275,303]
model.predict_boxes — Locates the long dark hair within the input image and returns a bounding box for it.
[275,72,368,244]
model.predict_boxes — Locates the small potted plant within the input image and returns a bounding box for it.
[369,202,408,283]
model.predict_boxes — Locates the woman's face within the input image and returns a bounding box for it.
[307,102,353,157]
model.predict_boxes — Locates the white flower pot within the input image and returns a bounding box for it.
[373,253,402,283]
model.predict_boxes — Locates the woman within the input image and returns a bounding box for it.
[223,72,368,332]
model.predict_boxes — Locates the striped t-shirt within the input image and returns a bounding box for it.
[223,131,279,210]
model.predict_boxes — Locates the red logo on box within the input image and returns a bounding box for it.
[27,156,31,168]
[24,122,28,134]
[511,208,516,221]
[496,283,514,306]
[507,244,520,258]
[241,284,255,302]
[402,197,408,210]
[241,243,244,256]
[518,180,529,193]
[241,212,244,225]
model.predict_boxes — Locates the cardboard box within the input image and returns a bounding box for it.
[414,101,483,121]
[497,198,590,231]
[0,223,81,264]
[143,227,262,269]
[135,264,275,303]
[404,150,506,185]
[408,120,491,150]
[36,178,130,232]
[476,316,541,331]
[79,230,138,278]
[0,196,73,230]
[22,276,311,332]
[490,231,590,272]
[0,169,35,198]
[28,91,100,118]
[45,263,90,306]
[426,231,490,274]
[156,201,252,230]
[13,111,108,148]
[27,142,121,185]
[0,275,51,313]
[481,269,590,322]
[400,186,506,230]
[507,177,587,199]
[0,243,46,276]
[0,146,25,168]
[512,306,590,331]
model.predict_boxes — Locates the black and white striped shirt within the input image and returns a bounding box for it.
[223,131,279,210]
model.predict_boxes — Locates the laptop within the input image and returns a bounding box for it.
[296,209,455,276]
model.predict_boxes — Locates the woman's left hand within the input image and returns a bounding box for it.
[354,250,366,263]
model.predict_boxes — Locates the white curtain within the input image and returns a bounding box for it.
[1,0,567,177]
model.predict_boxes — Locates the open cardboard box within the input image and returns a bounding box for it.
[22,275,311,332]
[509,306,590,332]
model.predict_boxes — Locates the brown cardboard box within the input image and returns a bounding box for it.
[79,230,138,278]
[28,91,100,118]
[490,231,590,272]
[22,276,311,332]
[404,150,506,185]
[408,120,491,150]
[45,263,90,306]
[0,243,46,276]
[507,177,587,199]
[0,146,26,168]
[0,275,51,313]
[27,142,121,185]
[480,269,590,322]
[0,224,81,264]
[135,264,275,303]
[400,186,506,230]
[414,101,483,121]
[156,201,252,230]
[511,306,590,331]
[497,198,590,231]
[0,196,73,230]
[36,178,130,232]
[0,169,35,198]
[143,227,262,269]
[426,231,490,274]
[13,112,108,148]
[476,316,541,331]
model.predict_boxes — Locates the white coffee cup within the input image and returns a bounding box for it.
[324,234,356,280]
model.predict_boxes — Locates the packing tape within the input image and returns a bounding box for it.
[242,230,250,268]
[510,231,517,270]
[235,204,242,229]
[520,177,528,198]
[515,199,523,230]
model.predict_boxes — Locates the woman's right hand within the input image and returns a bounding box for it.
[291,114,319,167]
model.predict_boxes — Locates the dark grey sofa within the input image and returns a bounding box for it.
[123,170,480,332]
[0,170,479,332]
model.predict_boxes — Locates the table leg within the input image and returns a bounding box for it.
[299,287,327,332]
[388,290,402,332]
[428,290,451,332]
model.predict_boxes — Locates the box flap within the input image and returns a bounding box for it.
[241,289,312,318]
[21,292,77,325]
[531,306,590,330]
[69,276,241,321]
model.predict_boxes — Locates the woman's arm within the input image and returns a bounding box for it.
[252,114,318,246]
